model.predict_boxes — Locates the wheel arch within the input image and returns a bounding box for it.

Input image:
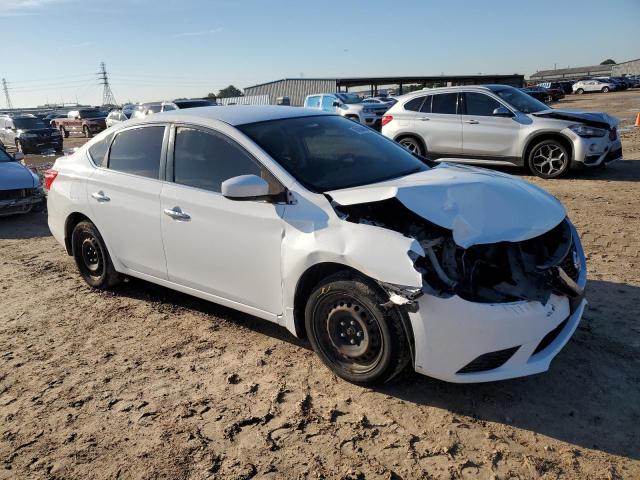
[292,262,415,363]
[522,131,574,166]
[394,133,427,153]
[64,212,94,255]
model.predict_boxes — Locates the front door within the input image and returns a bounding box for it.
[460,92,521,161]
[160,125,285,316]
[86,124,168,279]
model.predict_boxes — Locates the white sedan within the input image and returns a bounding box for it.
[45,106,587,385]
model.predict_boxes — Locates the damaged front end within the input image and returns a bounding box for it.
[331,197,584,307]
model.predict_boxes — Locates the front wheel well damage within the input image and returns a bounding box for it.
[292,262,415,361]
[64,212,92,255]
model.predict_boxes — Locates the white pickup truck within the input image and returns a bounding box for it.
[304,93,388,129]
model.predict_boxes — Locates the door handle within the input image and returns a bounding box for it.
[91,191,110,202]
[465,119,479,124]
[164,207,191,221]
[417,117,430,121]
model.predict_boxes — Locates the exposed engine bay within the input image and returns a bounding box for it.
[330,197,584,305]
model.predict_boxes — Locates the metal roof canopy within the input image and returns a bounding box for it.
[334,74,524,89]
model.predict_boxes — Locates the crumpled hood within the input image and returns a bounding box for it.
[0,161,37,189]
[327,163,566,248]
[534,109,618,129]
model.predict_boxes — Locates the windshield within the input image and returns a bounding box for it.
[335,93,363,104]
[489,86,548,113]
[13,117,50,129]
[80,110,105,119]
[175,100,215,108]
[238,115,428,192]
[0,147,13,162]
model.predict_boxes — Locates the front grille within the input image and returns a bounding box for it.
[457,346,520,374]
[559,246,580,282]
[0,189,32,201]
[532,317,569,356]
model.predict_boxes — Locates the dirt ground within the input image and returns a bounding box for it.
[1,91,640,480]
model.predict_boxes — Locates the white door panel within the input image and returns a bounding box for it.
[415,113,463,155]
[461,116,520,158]
[160,183,285,316]
[87,168,167,278]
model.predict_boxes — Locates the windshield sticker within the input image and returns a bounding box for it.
[349,124,371,135]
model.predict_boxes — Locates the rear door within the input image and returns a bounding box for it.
[393,95,427,130]
[86,124,168,279]
[160,124,286,315]
[413,92,463,156]
[460,92,520,161]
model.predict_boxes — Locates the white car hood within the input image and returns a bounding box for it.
[327,163,566,248]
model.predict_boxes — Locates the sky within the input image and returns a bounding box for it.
[1,0,639,107]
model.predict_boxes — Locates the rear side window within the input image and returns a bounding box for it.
[431,93,458,114]
[404,96,425,112]
[173,127,261,193]
[463,93,502,116]
[108,126,164,179]
[88,132,114,166]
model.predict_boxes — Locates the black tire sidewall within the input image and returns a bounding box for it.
[71,221,117,288]
[304,273,409,385]
[527,139,570,179]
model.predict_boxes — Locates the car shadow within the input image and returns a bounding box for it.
[112,274,639,460]
[0,211,51,239]
[486,158,640,183]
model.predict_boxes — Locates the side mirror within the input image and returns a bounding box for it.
[493,106,513,117]
[14,152,25,162]
[222,174,270,201]
[332,101,340,107]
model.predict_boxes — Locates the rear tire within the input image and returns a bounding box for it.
[304,271,411,385]
[601,87,609,93]
[575,88,584,95]
[527,139,570,179]
[83,126,92,138]
[397,136,425,156]
[71,221,121,289]
[60,127,69,138]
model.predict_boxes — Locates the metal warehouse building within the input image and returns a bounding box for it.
[530,64,613,82]
[612,58,640,76]
[244,75,525,106]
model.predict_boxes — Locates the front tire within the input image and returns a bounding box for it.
[71,221,121,289]
[398,136,424,156]
[601,87,609,93]
[527,139,570,179]
[15,140,26,154]
[304,271,410,385]
[575,88,584,95]
[83,126,92,138]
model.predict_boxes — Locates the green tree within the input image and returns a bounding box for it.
[600,59,616,65]
[217,85,243,98]
[206,92,217,101]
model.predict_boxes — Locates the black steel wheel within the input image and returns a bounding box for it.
[71,221,121,289]
[305,271,410,385]
[83,126,92,138]
[15,139,26,154]
[60,127,69,138]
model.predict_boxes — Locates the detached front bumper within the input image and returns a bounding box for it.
[0,191,44,216]
[407,225,587,383]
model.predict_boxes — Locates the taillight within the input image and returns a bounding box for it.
[43,169,58,190]
[382,115,393,127]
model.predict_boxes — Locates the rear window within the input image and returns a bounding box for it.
[107,126,164,179]
[404,96,425,112]
[88,132,114,166]
[431,93,458,114]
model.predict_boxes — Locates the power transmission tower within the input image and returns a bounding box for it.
[2,78,13,111]
[97,62,117,106]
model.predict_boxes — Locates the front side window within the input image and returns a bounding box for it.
[306,96,321,108]
[431,93,458,114]
[108,126,164,179]
[238,115,428,192]
[321,96,336,111]
[489,86,548,113]
[173,127,266,193]
[463,92,503,116]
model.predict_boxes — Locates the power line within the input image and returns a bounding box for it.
[97,62,117,106]
[2,78,13,111]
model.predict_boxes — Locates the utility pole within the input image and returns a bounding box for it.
[2,78,13,111]
[97,62,117,107]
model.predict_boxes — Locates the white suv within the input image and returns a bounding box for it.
[572,79,618,94]
[304,93,387,129]
[382,85,622,178]
[45,106,586,385]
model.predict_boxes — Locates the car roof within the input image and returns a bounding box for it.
[395,84,513,100]
[127,106,331,127]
